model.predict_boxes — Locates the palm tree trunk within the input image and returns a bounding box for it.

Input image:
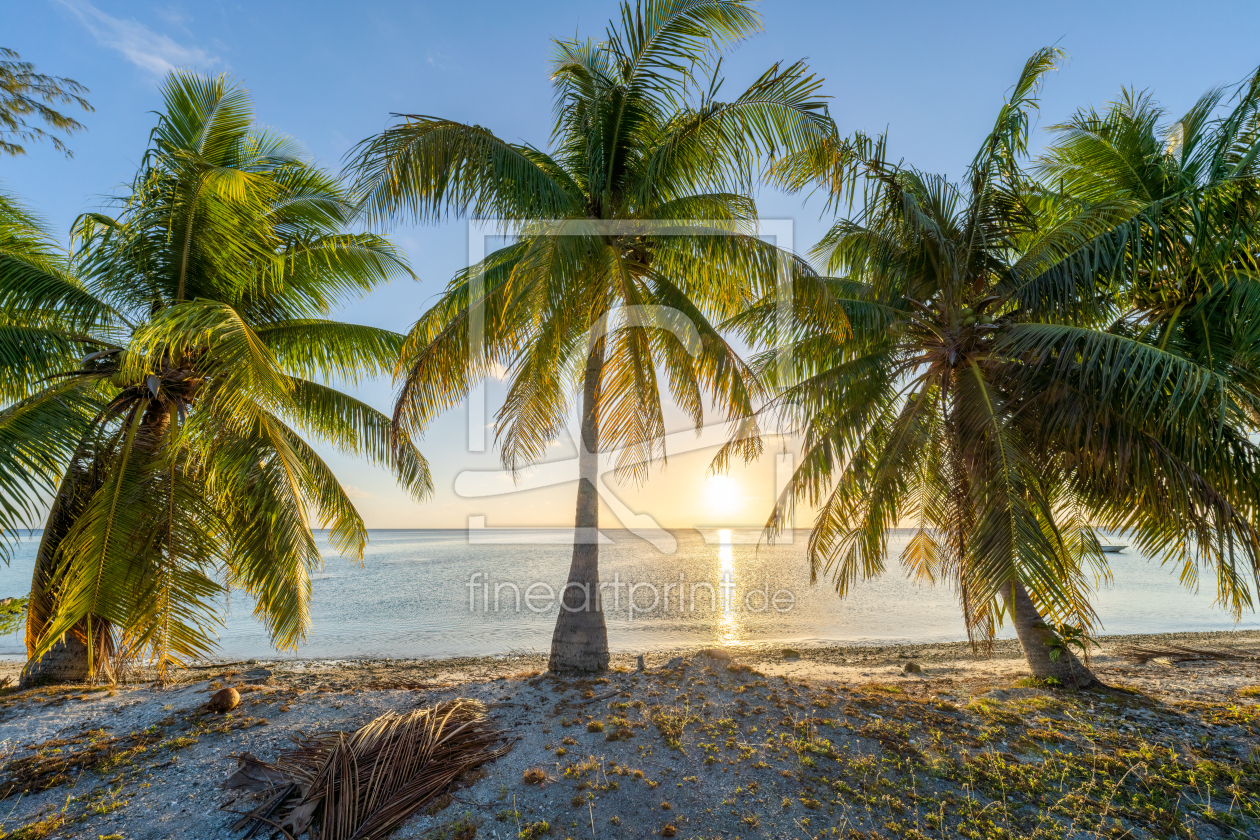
[19,628,98,687]
[548,332,610,672]
[21,459,109,688]
[19,405,169,687]
[1001,579,1099,689]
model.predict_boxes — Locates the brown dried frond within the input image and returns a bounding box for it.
[227,698,507,840]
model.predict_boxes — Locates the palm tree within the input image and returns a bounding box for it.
[0,73,432,685]
[734,50,1260,687]
[348,0,833,671]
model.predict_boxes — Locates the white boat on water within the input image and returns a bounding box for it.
[1099,544,1127,553]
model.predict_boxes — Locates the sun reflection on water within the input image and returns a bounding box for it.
[717,528,739,644]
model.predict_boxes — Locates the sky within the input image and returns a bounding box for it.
[5,0,1260,531]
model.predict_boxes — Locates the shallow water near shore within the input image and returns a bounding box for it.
[2,528,1256,661]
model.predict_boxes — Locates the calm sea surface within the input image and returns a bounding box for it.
[2,529,1256,661]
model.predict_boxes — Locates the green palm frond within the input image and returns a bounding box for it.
[0,322,88,400]
[635,60,832,201]
[968,47,1065,191]
[608,0,761,88]
[257,320,405,385]
[208,408,344,649]
[347,119,581,225]
[0,193,126,336]
[0,379,105,563]
[280,377,432,501]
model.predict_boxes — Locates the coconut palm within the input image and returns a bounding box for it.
[0,72,431,684]
[348,0,833,671]
[734,50,1260,687]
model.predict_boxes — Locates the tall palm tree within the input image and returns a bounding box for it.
[348,0,833,671]
[734,50,1260,687]
[0,73,432,685]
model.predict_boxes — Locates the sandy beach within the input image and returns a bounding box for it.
[1,629,1258,839]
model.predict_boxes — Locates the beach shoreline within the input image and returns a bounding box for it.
[6,626,1257,687]
[2,627,1258,839]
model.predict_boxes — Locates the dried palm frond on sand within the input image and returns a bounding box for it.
[224,699,508,839]
[1114,643,1260,664]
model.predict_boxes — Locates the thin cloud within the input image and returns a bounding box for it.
[52,0,219,76]
[341,485,375,500]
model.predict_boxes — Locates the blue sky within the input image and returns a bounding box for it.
[6,0,1260,530]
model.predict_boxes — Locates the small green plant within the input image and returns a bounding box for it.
[518,820,549,839]
[0,813,67,840]
[1039,621,1099,663]
[647,703,699,751]
[426,814,478,840]
[160,736,197,750]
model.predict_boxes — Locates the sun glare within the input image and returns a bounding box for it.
[705,476,741,517]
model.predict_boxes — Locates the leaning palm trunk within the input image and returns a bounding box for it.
[21,459,113,687]
[22,404,171,685]
[1001,580,1098,689]
[549,336,610,672]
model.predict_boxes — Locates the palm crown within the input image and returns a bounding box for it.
[1036,72,1260,330]
[1,73,431,680]
[348,0,834,670]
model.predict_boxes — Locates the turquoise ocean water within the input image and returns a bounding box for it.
[1,529,1255,661]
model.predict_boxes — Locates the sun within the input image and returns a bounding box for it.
[704,475,742,517]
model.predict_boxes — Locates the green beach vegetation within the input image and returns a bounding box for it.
[0,73,430,684]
